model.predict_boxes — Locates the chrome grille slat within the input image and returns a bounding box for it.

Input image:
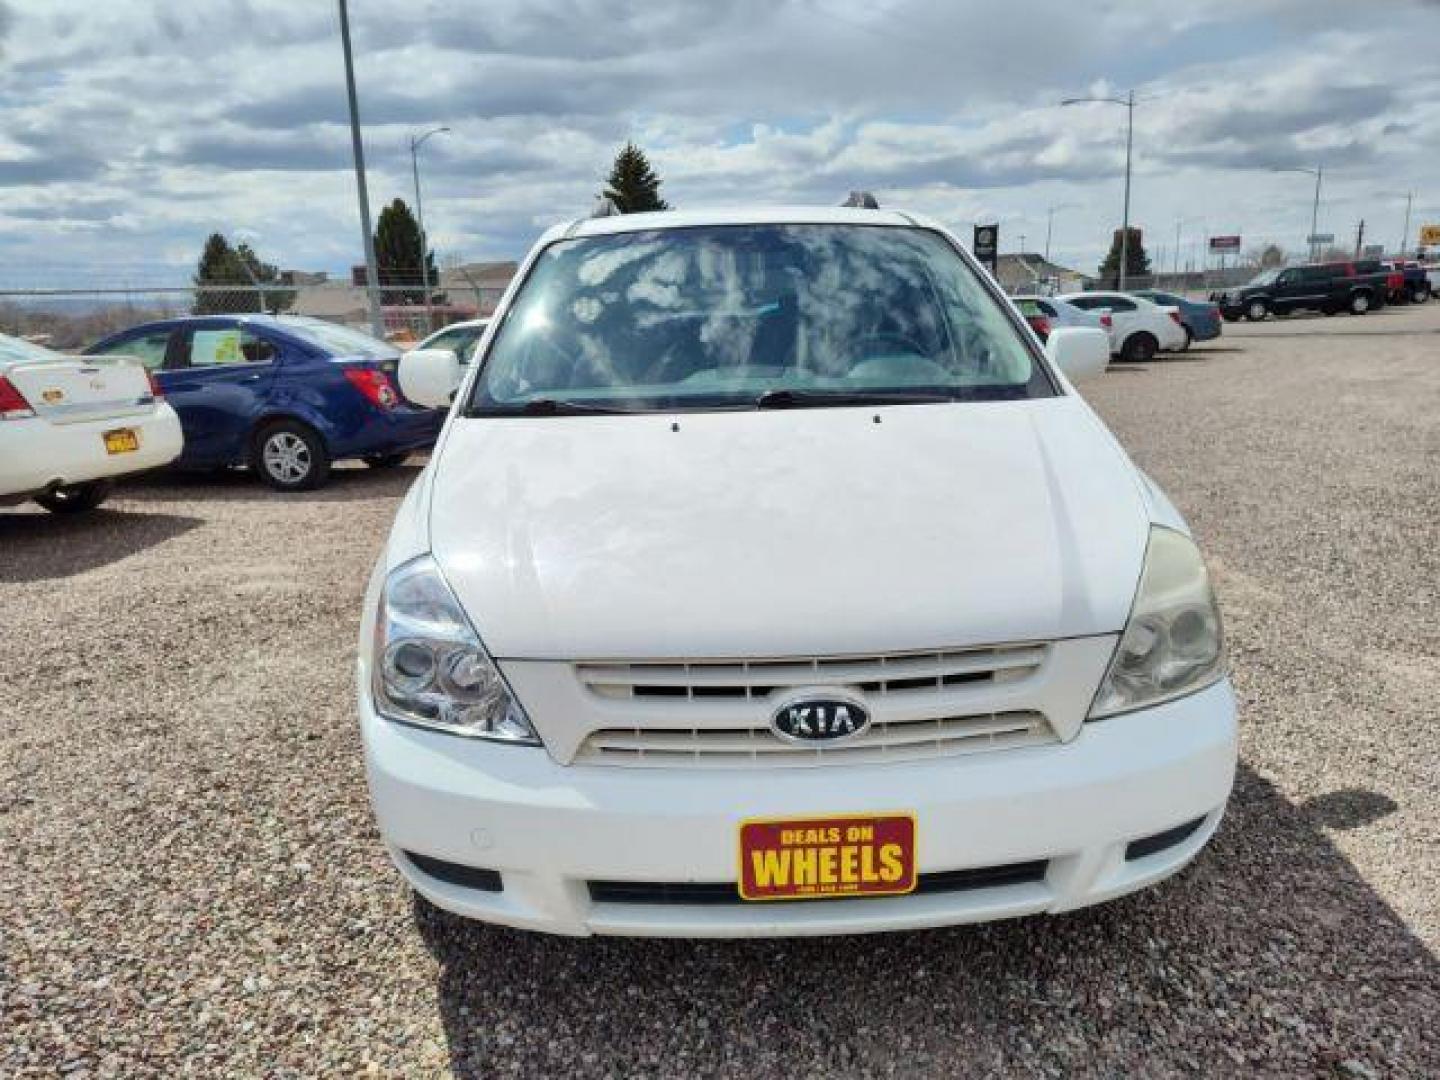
[579,710,1054,768]
[570,644,1055,768]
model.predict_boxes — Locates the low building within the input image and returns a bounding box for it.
[994,254,1086,295]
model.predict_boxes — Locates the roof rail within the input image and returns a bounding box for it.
[842,191,879,209]
[591,195,623,218]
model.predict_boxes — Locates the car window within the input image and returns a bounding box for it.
[471,224,1053,413]
[1105,297,1136,312]
[90,330,172,370]
[1247,269,1280,286]
[281,318,398,359]
[422,325,485,363]
[1036,300,1056,317]
[0,334,67,366]
[185,327,277,367]
[1065,296,1096,310]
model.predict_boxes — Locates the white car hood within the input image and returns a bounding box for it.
[428,398,1151,659]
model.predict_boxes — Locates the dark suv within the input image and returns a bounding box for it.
[1212,261,1388,321]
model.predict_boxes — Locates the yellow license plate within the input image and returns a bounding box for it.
[103,428,139,454]
[738,813,917,901]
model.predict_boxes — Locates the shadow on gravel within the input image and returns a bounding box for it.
[413,763,1440,1077]
[115,462,423,505]
[0,508,202,583]
[1302,788,1399,831]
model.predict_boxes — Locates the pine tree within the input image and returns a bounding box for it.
[374,198,439,304]
[1097,227,1152,286]
[192,233,294,315]
[603,143,669,214]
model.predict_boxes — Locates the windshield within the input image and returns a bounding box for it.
[468,224,1052,414]
[281,318,399,359]
[1247,269,1281,286]
[0,333,66,366]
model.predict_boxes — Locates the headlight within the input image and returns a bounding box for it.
[371,555,539,744]
[1089,527,1226,719]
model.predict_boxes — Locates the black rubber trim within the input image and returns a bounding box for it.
[405,851,503,893]
[587,859,1048,906]
[1124,816,1206,861]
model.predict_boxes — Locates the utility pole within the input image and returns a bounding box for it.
[337,0,384,339]
[1354,219,1365,259]
[1400,191,1413,257]
[1044,207,1055,263]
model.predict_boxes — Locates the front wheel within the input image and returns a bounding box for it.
[1349,292,1371,316]
[252,420,331,491]
[362,452,410,470]
[1120,333,1157,364]
[1412,285,1430,304]
[1245,300,1268,322]
[35,480,113,514]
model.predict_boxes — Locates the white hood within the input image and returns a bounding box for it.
[428,399,1151,659]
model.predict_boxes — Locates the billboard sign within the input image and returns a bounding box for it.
[1306,233,1335,245]
[1419,224,1440,247]
[972,224,999,274]
[1208,235,1241,252]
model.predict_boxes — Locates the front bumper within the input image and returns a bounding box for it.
[361,677,1238,937]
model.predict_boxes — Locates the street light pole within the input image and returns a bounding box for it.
[1061,90,1137,289]
[337,0,383,339]
[1400,191,1413,257]
[1044,206,1055,263]
[1271,165,1323,260]
[409,126,450,335]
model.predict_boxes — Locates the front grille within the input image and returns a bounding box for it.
[588,860,1048,905]
[578,710,1053,767]
[576,645,1045,702]
[572,644,1054,768]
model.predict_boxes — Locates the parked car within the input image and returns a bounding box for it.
[1013,298,1052,341]
[1131,290,1223,350]
[1014,296,1113,344]
[1,332,182,513]
[414,318,490,364]
[360,203,1237,937]
[1382,261,1431,304]
[85,315,443,491]
[1056,291,1186,362]
[1211,261,1387,321]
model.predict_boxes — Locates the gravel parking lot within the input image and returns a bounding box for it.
[3,304,1438,1077]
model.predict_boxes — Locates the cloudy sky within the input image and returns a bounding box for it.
[1,0,1438,286]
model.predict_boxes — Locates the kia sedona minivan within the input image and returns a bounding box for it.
[358,204,1237,937]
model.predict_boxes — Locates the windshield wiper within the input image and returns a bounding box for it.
[753,388,959,409]
[510,398,635,415]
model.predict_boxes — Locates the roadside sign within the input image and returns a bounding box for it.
[973,224,999,274]
[1306,233,1335,245]
[1208,235,1241,252]
[1420,224,1440,246]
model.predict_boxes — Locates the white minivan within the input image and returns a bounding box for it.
[359,205,1237,938]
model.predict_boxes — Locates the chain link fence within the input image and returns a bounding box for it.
[0,280,509,351]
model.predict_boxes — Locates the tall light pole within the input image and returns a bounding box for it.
[410,126,450,334]
[1062,90,1136,289]
[337,0,383,338]
[1273,165,1322,260]
[1400,190,1413,257]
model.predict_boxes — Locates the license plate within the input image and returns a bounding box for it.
[738,813,916,901]
[103,428,139,454]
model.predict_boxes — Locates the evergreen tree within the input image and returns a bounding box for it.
[192,232,294,315]
[374,198,439,304]
[1097,227,1152,286]
[603,143,669,213]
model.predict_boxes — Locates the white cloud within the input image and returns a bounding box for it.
[0,0,1438,285]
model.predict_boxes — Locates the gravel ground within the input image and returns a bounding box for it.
[2,303,1438,1077]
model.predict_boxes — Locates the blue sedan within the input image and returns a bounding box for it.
[1132,290,1223,350]
[86,314,444,490]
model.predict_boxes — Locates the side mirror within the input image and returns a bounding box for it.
[397,348,462,410]
[1044,327,1110,381]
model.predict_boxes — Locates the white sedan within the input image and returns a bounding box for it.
[359,202,1236,938]
[0,333,183,513]
[1057,291,1187,363]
